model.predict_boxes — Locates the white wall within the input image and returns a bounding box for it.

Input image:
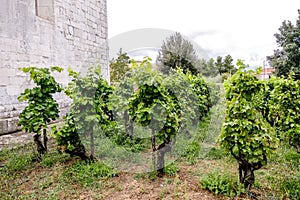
[0,0,109,134]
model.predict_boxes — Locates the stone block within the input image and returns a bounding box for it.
[0,119,8,135]
[0,0,109,134]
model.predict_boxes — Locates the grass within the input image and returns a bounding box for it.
[61,160,115,187]
[1,140,299,199]
[0,103,300,199]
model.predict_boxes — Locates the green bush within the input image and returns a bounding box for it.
[200,171,244,198]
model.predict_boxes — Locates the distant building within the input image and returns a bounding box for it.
[0,0,109,135]
[257,67,275,80]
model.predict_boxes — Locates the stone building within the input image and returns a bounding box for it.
[0,0,109,135]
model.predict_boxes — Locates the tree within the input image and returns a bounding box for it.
[197,58,218,77]
[18,67,63,158]
[267,10,300,79]
[156,32,199,75]
[110,49,131,84]
[215,55,237,75]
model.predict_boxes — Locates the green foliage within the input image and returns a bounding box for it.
[110,49,131,84]
[62,161,114,187]
[205,147,227,160]
[39,152,71,168]
[206,79,221,106]
[220,60,279,188]
[215,55,237,76]
[18,66,63,156]
[128,60,180,173]
[129,83,179,141]
[128,59,181,139]
[200,171,245,198]
[125,58,211,173]
[56,66,113,157]
[18,66,63,134]
[220,61,278,165]
[156,32,199,75]
[66,66,113,129]
[0,152,35,175]
[163,162,179,176]
[267,10,300,79]
[182,141,200,164]
[197,58,219,77]
[189,73,211,120]
[279,174,300,200]
[282,148,300,167]
[53,112,81,153]
[268,76,300,152]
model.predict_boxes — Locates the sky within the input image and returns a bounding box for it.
[107,0,300,67]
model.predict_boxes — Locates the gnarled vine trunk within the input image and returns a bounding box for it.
[238,157,263,190]
[151,126,156,172]
[65,142,95,162]
[124,110,133,138]
[43,128,48,152]
[157,139,172,177]
[33,133,46,157]
[90,131,95,156]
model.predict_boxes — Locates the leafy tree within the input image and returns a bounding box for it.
[267,10,300,79]
[215,55,237,75]
[18,66,63,158]
[110,49,131,84]
[156,32,199,75]
[197,58,218,77]
[220,60,279,190]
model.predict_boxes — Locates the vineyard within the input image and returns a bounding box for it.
[0,57,299,199]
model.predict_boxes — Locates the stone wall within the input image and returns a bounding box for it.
[0,0,109,135]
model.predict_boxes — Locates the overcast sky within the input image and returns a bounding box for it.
[107,0,300,67]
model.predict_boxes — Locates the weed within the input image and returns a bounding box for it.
[182,141,200,164]
[163,162,179,176]
[148,171,158,180]
[159,189,165,199]
[200,171,244,199]
[133,173,147,180]
[205,147,227,160]
[164,178,173,184]
[40,151,70,167]
[0,152,35,175]
[279,174,300,200]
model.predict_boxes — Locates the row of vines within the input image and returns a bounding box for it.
[18,58,299,192]
[18,58,212,176]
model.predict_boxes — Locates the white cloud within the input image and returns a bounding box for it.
[107,0,300,67]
